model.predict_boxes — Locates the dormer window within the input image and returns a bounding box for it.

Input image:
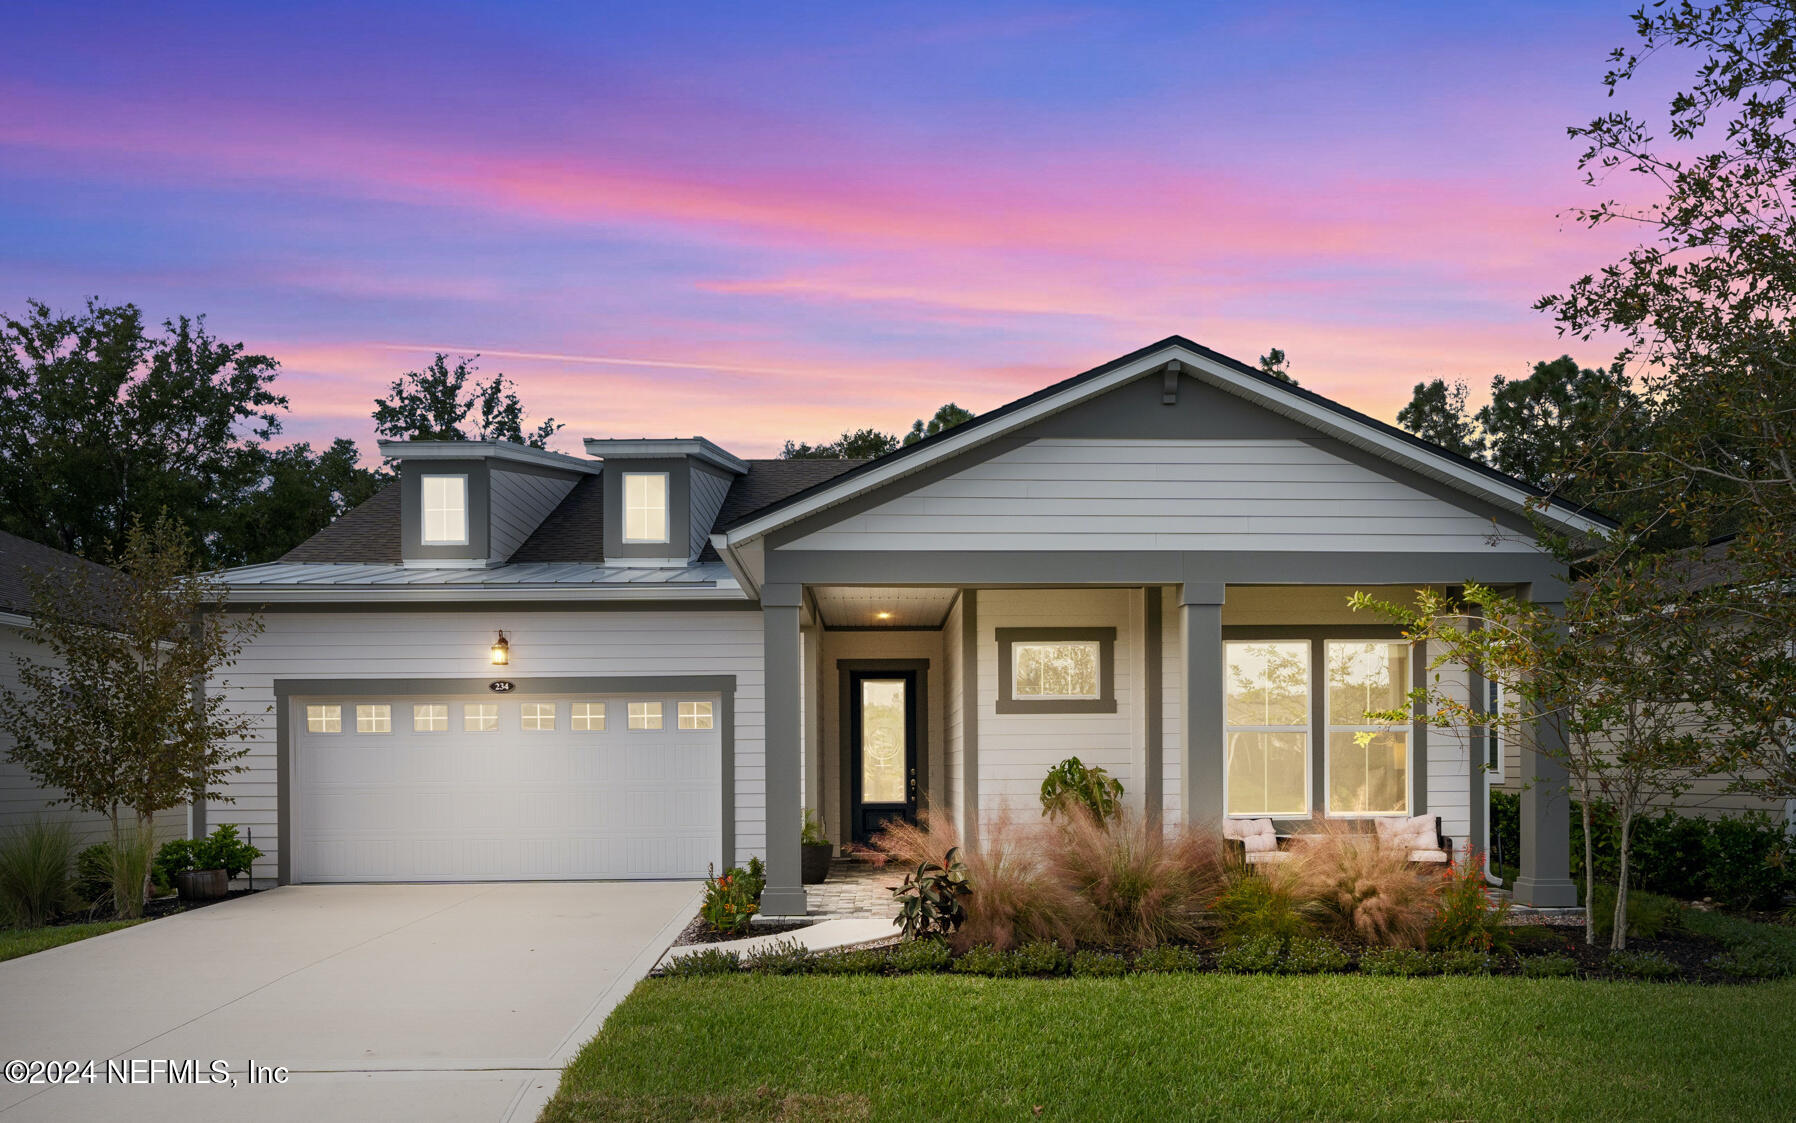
[623,472,669,543]
[421,475,468,544]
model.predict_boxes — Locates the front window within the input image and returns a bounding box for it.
[355,704,391,733]
[1325,641,1411,815]
[421,475,468,545]
[463,703,498,732]
[623,473,669,543]
[1225,641,1310,816]
[1012,642,1100,700]
[996,628,1115,714]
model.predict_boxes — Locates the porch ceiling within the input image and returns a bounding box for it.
[810,586,958,629]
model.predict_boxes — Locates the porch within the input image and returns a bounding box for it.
[761,582,1578,917]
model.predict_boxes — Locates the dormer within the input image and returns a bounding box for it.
[582,438,748,566]
[378,440,601,567]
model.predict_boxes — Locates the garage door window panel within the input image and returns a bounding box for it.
[356,704,391,733]
[572,702,605,731]
[678,701,713,730]
[522,702,556,731]
[464,703,499,732]
[306,704,341,733]
[413,704,448,732]
[629,701,663,730]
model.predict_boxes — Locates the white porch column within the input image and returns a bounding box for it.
[1513,599,1578,907]
[1178,582,1226,828]
[760,584,808,916]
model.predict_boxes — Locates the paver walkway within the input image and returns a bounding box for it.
[804,860,903,919]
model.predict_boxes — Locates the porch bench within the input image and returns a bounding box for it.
[1223,818,1293,866]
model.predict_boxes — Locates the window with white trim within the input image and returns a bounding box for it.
[463,703,498,732]
[1325,641,1411,815]
[628,701,663,730]
[572,702,605,731]
[678,700,713,730]
[623,472,669,543]
[1224,641,1310,816]
[413,703,448,732]
[521,701,556,731]
[355,704,391,733]
[421,475,468,545]
[306,704,341,734]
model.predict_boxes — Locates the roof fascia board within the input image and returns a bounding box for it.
[212,582,746,604]
[582,438,747,475]
[375,440,601,476]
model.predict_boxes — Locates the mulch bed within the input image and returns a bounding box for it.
[1499,922,1735,983]
[672,913,817,947]
[48,888,259,928]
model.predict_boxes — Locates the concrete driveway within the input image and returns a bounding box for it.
[0,882,698,1123]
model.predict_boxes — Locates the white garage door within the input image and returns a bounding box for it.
[294,692,722,881]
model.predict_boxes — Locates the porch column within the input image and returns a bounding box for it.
[1513,600,1578,907]
[761,584,808,916]
[1178,582,1226,828]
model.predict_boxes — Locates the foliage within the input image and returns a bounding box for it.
[1132,945,1205,973]
[699,862,762,936]
[872,813,1084,952]
[1396,378,1480,458]
[1010,940,1071,976]
[1047,806,1226,948]
[1038,757,1125,823]
[155,824,263,882]
[1691,911,1796,979]
[1214,934,1283,973]
[893,847,971,941]
[0,517,263,844]
[1357,948,1438,977]
[73,844,110,907]
[1588,885,1684,943]
[0,820,74,928]
[885,938,950,973]
[742,856,767,900]
[371,353,560,448]
[96,828,157,919]
[800,809,831,847]
[950,944,1020,977]
[0,919,145,964]
[1606,950,1679,981]
[1256,347,1297,384]
[902,403,975,446]
[779,428,899,460]
[812,947,889,975]
[0,298,283,564]
[1430,844,1513,952]
[1069,949,1128,977]
[210,439,383,566]
[1289,823,1437,949]
[1434,949,1494,976]
[659,949,740,977]
[1520,954,1580,979]
[741,939,814,976]
[1278,937,1352,975]
[1210,868,1315,947]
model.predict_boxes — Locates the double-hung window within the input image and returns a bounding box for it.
[1324,641,1412,815]
[1224,641,1310,816]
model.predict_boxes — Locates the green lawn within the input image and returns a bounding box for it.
[0,920,144,963]
[544,973,1796,1122]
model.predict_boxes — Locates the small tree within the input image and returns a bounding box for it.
[1352,579,1711,949]
[372,353,561,448]
[0,516,264,847]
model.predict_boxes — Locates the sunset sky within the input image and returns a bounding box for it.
[2,1,1658,458]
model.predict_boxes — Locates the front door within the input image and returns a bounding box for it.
[849,670,917,845]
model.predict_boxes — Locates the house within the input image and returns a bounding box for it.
[0,530,187,845]
[205,337,1608,913]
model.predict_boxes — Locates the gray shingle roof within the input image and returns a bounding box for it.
[275,458,868,567]
[0,529,125,619]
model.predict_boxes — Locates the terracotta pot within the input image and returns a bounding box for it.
[175,868,228,901]
[801,843,833,884]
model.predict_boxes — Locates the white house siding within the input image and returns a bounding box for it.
[0,625,185,847]
[786,439,1536,553]
[816,628,945,848]
[488,467,577,563]
[690,466,734,560]
[206,607,764,883]
[976,588,1138,821]
[944,594,965,838]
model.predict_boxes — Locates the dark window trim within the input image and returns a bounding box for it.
[995,627,1117,714]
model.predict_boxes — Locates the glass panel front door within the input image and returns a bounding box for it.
[851,671,916,844]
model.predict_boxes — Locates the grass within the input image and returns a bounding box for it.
[0,919,144,963]
[544,973,1796,1122]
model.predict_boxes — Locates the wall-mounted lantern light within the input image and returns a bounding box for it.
[875,611,894,621]
[490,630,510,666]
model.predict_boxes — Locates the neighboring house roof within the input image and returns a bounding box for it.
[717,336,1619,550]
[0,529,125,620]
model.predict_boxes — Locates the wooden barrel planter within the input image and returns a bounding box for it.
[175,869,229,901]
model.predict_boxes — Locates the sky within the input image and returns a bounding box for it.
[0,1,1666,458]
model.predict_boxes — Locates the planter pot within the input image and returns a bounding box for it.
[176,869,228,901]
[801,843,833,884]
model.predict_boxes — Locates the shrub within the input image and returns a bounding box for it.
[1049,806,1228,949]
[1505,924,1573,954]
[1039,757,1124,822]
[1358,948,1438,977]
[894,847,971,941]
[1434,949,1492,976]
[1588,885,1684,942]
[660,949,740,977]
[1430,844,1512,952]
[1215,934,1283,973]
[1070,949,1128,977]
[741,938,813,975]
[1607,949,1679,980]
[1279,937,1352,975]
[73,844,110,907]
[875,813,1085,952]
[1290,823,1435,949]
[699,862,761,936]
[886,938,951,974]
[0,819,74,928]
[1520,953,1580,978]
[812,947,889,975]
[155,824,262,884]
[1210,868,1315,946]
[1687,911,1796,979]
[1133,945,1205,973]
[801,810,831,848]
[97,830,156,920]
[951,944,1019,977]
[1011,940,1071,976]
